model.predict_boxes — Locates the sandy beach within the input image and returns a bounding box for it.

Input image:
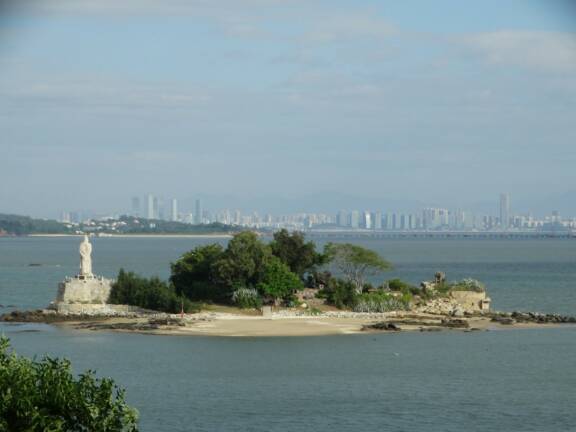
[55,312,574,337]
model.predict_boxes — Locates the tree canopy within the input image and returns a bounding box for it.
[213,231,271,288]
[170,244,225,301]
[270,229,327,278]
[0,337,138,431]
[257,256,304,304]
[324,243,392,293]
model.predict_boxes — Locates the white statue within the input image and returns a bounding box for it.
[79,235,93,277]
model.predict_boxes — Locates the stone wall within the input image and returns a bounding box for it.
[56,276,112,304]
[450,290,491,312]
[53,303,140,315]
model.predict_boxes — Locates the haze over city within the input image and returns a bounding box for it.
[1,0,576,217]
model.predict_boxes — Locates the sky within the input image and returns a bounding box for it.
[1,0,575,217]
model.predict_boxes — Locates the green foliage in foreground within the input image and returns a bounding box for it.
[109,269,197,313]
[0,337,138,432]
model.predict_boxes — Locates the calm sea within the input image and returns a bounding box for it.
[1,236,576,432]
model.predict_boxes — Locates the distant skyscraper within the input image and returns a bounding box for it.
[131,197,140,217]
[384,212,393,230]
[336,210,347,227]
[146,194,155,219]
[422,208,448,230]
[500,193,510,230]
[362,211,372,229]
[400,214,407,230]
[157,197,165,220]
[373,212,382,230]
[350,210,360,229]
[170,198,178,222]
[195,199,203,224]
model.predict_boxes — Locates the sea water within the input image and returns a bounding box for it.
[1,236,575,431]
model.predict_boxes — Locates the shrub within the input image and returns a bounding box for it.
[110,269,195,314]
[450,278,486,293]
[231,288,262,309]
[0,337,138,431]
[387,278,422,295]
[352,292,411,313]
[320,279,357,309]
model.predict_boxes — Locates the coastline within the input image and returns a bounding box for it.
[27,233,234,238]
[19,311,576,337]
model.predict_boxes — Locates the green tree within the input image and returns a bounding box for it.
[213,231,271,289]
[170,244,225,301]
[324,243,392,294]
[257,256,303,304]
[0,337,138,431]
[270,229,326,278]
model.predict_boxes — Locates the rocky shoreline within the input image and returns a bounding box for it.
[2,308,576,337]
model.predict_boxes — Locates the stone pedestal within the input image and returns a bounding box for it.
[56,275,112,305]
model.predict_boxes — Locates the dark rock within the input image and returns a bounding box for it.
[148,317,186,327]
[492,317,515,325]
[440,319,469,328]
[363,322,401,331]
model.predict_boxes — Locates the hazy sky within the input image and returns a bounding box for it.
[1,0,575,217]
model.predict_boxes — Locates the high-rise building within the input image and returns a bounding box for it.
[422,208,449,230]
[336,210,348,227]
[194,199,203,224]
[499,193,510,230]
[384,213,393,230]
[146,194,156,220]
[170,198,178,222]
[373,212,382,230]
[131,197,141,217]
[350,210,360,229]
[362,211,372,229]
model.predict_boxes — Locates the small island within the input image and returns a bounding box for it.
[3,231,575,336]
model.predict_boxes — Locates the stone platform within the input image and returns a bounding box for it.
[56,275,112,305]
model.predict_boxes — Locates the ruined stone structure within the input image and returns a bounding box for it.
[52,235,112,313]
[450,290,491,312]
[420,273,491,314]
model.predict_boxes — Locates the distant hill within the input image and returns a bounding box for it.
[0,213,71,235]
[109,216,240,235]
[0,213,240,236]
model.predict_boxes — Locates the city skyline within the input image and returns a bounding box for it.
[55,191,575,233]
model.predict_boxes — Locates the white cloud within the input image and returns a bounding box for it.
[461,30,576,72]
[303,13,396,44]
[27,0,302,16]
[0,79,212,114]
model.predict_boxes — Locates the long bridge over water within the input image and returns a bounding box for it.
[304,230,576,240]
